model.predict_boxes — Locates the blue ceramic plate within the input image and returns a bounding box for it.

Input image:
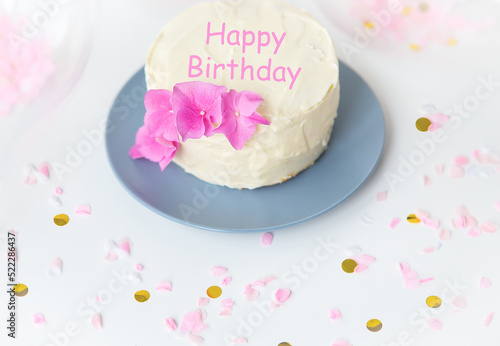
[105,62,385,232]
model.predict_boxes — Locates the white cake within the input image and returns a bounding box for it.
[145,0,339,189]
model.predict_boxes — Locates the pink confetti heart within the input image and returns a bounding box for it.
[427,318,443,331]
[479,277,492,289]
[75,204,91,216]
[481,221,498,234]
[165,318,177,332]
[376,191,387,202]
[211,266,227,277]
[389,217,401,230]
[329,309,342,321]
[261,232,274,247]
[32,313,46,325]
[91,314,103,329]
[156,281,172,292]
[274,288,291,304]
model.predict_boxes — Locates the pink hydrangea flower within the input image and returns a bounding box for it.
[172,81,227,141]
[215,89,270,150]
[144,89,179,142]
[129,125,178,171]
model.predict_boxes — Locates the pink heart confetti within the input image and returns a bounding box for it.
[198,297,210,307]
[261,232,274,247]
[479,277,492,289]
[274,289,291,304]
[427,318,443,331]
[329,309,342,321]
[454,156,470,166]
[32,313,46,325]
[91,314,103,329]
[483,312,494,327]
[481,221,498,234]
[220,299,234,308]
[47,258,63,277]
[221,276,232,286]
[389,218,401,230]
[211,266,227,277]
[332,340,352,346]
[156,281,172,293]
[75,204,91,216]
[376,191,387,202]
[165,318,177,332]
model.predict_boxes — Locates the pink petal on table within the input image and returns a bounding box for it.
[54,187,63,195]
[389,218,401,230]
[420,277,434,284]
[188,334,204,345]
[232,337,248,344]
[495,201,500,212]
[47,258,63,277]
[118,239,131,255]
[332,340,352,346]
[479,277,492,289]
[244,288,260,302]
[466,215,478,227]
[211,266,227,277]
[421,246,436,254]
[38,163,51,178]
[452,296,468,309]
[329,309,342,321]
[376,191,387,202]
[261,232,274,247]
[135,264,143,271]
[455,205,470,215]
[179,309,208,334]
[243,284,252,295]
[483,312,494,327]
[427,318,443,331]
[354,264,369,273]
[263,275,277,284]
[452,216,467,229]
[357,254,376,265]
[252,280,265,288]
[404,278,421,290]
[219,308,233,316]
[422,218,440,230]
[221,276,232,286]
[220,299,234,308]
[24,175,38,185]
[198,297,210,307]
[435,165,445,175]
[274,289,291,304]
[439,229,451,241]
[156,281,172,292]
[415,210,429,221]
[449,166,465,179]
[165,318,177,332]
[454,156,470,166]
[33,313,46,325]
[467,227,481,237]
[481,221,498,234]
[75,204,91,216]
[91,314,103,329]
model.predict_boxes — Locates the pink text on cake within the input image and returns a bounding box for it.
[186,22,302,90]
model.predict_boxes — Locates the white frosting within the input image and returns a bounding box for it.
[146,0,339,189]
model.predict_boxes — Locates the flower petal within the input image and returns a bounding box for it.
[144,89,172,112]
[148,110,178,141]
[176,107,206,141]
[234,90,263,116]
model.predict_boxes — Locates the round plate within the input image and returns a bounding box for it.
[105,62,385,232]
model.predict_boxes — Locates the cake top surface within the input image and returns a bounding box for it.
[146,0,338,118]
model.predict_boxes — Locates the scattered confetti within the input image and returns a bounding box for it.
[54,214,70,226]
[389,218,401,230]
[452,296,468,309]
[454,156,470,166]
[407,214,420,223]
[435,165,445,175]
[481,221,498,234]
[278,343,291,346]
[219,308,233,316]
[449,166,465,179]
[232,337,248,344]
[188,334,204,345]
[261,232,274,246]
[54,187,63,195]
[179,309,208,335]
[366,319,382,332]
[13,283,28,297]
[399,262,433,290]
[198,297,210,307]
[422,175,432,186]
[483,312,494,327]
[75,204,91,216]
[332,340,352,346]
[91,314,102,329]
[156,281,172,292]
[439,229,451,241]
[416,117,432,132]
[211,266,227,277]
[207,286,222,299]
[329,309,342,321]
[135,264,144,271]
[427,318,443,331]
[47,258,63,277]
[274,289,291,305]
[376,191,388,202]
[243,286,259,302]
[221,276,232,286]
[479,277,492,289]
[220,299,234,308]
[134,290,150,303]
[165,318,177,332]
[342,259,357,273]
[467,226,481,237]
[32,313,45,325]
[426,296,442,308]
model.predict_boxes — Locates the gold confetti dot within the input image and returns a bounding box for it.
[447,38,457,46]
[342,259,358,274]
[207,286,222,299]
[278,343,292,346]
[410,44,421,51]
[407,214,421,224]
[367,319,383,332]
[54,214,70,226]
[426,295,442,308]
[416,117,432,132]
[419,2,430,12]
[364,21,374,29]
[134,290,150,303]
[14,284,29,297]
[402,6,413,15]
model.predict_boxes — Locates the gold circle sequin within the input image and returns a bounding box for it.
[410,44,421,51]
[54,214,70,226]
[207,286,222,299]
[367,319,383,332]
[416,117,432,132]
[278,343,292,346]
[14,284,29,297]
[364,21,374,29]
[134,290,150,303]
[342,259,358,274]
[447,38,457,46]
[407,214,421,223]
[426,295,442,308]
[419,2,429,12]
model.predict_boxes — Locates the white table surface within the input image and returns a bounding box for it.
[1,1,500,345]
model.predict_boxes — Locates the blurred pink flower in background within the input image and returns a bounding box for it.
[0,13,54,117]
